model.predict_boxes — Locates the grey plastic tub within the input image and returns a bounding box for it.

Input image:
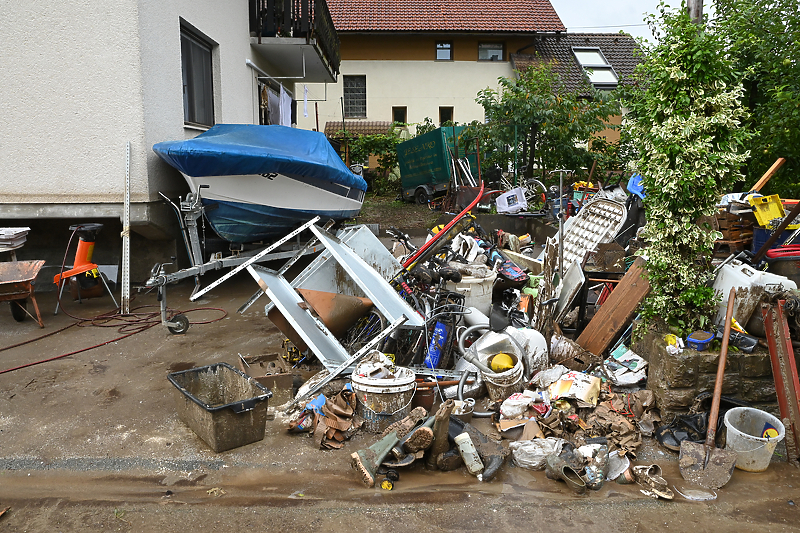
[168,362,272,452]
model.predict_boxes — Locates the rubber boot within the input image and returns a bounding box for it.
[351,431,400,488]
[447,417,509,481]
[426,399,455,469]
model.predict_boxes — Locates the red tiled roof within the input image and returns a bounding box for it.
[324,121,396,137]
[327,0,565,33]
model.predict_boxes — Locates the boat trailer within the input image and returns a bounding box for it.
[143,190,329,334]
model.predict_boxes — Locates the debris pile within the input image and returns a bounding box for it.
[172,161,800,497]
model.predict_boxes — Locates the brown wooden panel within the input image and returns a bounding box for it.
[576,256,650,356]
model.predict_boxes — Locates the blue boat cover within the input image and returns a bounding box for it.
[153,124,366,191]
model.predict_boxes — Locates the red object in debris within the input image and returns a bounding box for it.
[766,244,800,259]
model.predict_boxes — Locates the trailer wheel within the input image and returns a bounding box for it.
[168,314,190,335]
[415,188,429,205]
[10,300,27,322]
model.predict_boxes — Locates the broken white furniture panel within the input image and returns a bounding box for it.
[248,265,352,371]
[293,225,402,297]
[309,225,425,329]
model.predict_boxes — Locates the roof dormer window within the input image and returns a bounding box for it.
[572,47,618,89]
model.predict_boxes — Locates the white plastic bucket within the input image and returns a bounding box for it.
[446,271,497,315]
[480,352,524,402]
[724,407,785,472]
[351,365,416,433]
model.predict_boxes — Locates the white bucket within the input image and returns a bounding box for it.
[724,407,785,472]
[446,271,497,315]
[480,352,524,402]
[351,365,416,433]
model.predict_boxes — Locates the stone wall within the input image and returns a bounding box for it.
[633,331,777,418]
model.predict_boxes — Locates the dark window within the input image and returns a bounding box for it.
[343,75,366,118]
[181,28,214,127]
[439,106,453,125]
[392,106,407,124]
[478,43,504,62]
[436,41,453,61]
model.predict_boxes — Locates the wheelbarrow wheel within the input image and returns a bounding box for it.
[11,299,28,322]
[168,314,190,335]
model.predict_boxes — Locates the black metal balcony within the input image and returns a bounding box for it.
[250,0,340,77]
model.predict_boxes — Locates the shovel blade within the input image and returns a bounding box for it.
[678,440,737,489]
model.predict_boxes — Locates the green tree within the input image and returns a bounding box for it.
[622,3,752,334]
[470,61,620,182]
[712,0,800,196]
[344,123,407,195]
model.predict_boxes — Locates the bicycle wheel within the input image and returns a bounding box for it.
[341,309,387,355]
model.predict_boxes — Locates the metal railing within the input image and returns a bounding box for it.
[249,0,341,75]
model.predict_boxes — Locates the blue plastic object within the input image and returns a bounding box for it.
[424,321,449,369]
[627,173,646,200]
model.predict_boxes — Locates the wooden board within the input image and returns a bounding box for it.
[751,157,786,192]
[576,256,650,356]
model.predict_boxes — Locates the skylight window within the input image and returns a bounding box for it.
[572,47,618,89]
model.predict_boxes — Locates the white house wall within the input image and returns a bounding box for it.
[297,60,513,133]
[0,0,259,223]
[1,0,147,206]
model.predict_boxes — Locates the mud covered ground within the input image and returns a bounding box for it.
[0,268,799,532]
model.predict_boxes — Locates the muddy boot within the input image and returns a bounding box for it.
[379,406,428,439]
[351,431,400,488]
[404,426,434,453]
[447,417,509,482]
[545,454,587,494]
[436,448,464,471]
[426,400,455,469]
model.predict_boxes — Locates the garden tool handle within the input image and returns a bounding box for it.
[706,287,736,448]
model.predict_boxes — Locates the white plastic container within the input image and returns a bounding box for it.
[445,271,497,316]
[454,432,484,476]
[724,407,785,472]
[712,259,797,326]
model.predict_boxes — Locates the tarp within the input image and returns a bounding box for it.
[153,124,366,191]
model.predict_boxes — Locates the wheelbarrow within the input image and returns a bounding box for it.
[0,260,45,328]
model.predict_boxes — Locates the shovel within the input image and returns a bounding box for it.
[678,287,738,489]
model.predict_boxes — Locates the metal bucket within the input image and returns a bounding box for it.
[351,365,416,433]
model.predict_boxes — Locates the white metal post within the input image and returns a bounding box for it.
[122,142,131,314]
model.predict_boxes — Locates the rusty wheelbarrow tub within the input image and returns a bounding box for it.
[0,259,45,327]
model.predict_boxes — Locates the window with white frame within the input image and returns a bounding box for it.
[181,27,215,127]
[343,75,366,118]
[572,47,618,89]
[436,41,453,61]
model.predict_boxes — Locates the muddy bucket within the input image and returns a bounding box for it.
[724,407,785,472]
[446,271,497,315]
[480,353,524,402]
[352,365,416,433]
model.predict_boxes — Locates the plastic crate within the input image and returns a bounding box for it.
[168,362,272,452]
[752,227,794,254]
[748,194,785,227]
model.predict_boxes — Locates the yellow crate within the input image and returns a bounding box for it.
[748,194,785,227]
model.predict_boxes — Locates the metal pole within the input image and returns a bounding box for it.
[514,124,518,187]
[550,169,572,280]
[122,142,131,314]
[687,0,703,24]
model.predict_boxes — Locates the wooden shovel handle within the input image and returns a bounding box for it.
[707,287,736,447]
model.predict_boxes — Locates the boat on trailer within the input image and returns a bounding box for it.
[153,124,366,244]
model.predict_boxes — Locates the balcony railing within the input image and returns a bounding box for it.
[249,0,341,76]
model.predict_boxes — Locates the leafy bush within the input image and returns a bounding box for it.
[622,4,752,334]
